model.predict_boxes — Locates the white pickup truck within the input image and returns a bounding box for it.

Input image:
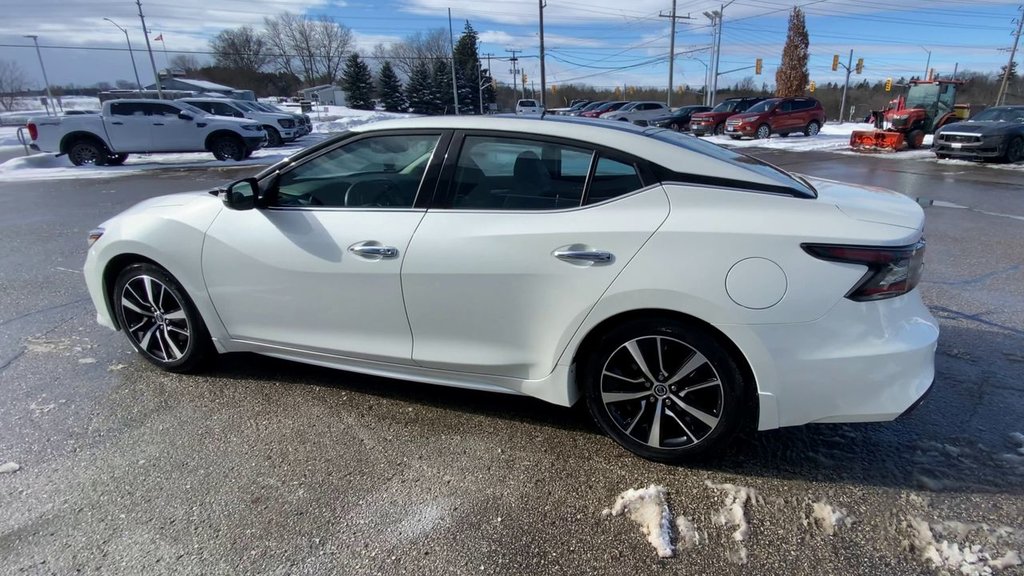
[27,99,267,166]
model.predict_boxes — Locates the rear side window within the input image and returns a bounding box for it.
[141,103,182,116]
[585,156,644,205]
[109,102,146,116]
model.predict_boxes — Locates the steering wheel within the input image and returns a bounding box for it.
[345,179,403,207]
[294,192,323,206]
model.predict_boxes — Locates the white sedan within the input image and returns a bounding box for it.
[83,116,937,462]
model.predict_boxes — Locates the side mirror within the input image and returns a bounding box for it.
[178,112,193,121]
[222,177,259,210]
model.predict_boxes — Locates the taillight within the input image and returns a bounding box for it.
[27,122,38,141]
[802,240,925,301]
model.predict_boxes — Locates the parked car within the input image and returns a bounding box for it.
[580,101,629,118]
[26,99,266,166]
[547,101,590,115]
[83,116,936,462]
[254,102,311,136]
[180,97,299,147]
[601,101,670,123]
[569,101,608,116]
[932,105,1024,163]
[725,97,827,139]
[690,97,767,136]
[641,105,714,130]
[516,99,544,115]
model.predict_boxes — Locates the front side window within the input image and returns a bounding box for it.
[745,100,777,114]
[272,133,440,208]
[449,136,593,210]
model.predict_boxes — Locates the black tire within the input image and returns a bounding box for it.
[713,122,726,136]
[905,129,925,150]
[936,153,951,160]
[264,126,283,147]
[106,153,129,166]
[1004,136,1023,163]
[582,317,750,462]
[755,124,771,139]
[67,139,106,166]
[113,263,212,373]
[804,120,821,137]
[729,135,742,140]
[670,122,681,131]
[778,132,790,138]
[242,148,255,160]
[210,135,245,161]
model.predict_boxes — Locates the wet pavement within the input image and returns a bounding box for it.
[0,151,1022,575]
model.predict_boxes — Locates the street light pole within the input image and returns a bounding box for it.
[104,18,143,92]
[136,0,163,99]
[23,35,55,116]
[920,46,932,81]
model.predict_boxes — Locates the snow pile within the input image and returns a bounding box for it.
[712,122,891,152]
[312,108,418,133]
[810,501,849,536]
[1010,432,1024,455]
[603,484,676,558]
[675,515,702,550]
[0,462,20,474]
[705,481,760,564]
[906,517,1021,575]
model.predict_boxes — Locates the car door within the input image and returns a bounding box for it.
[145,102,199,151]
[401,132,671,380]
[774,100,796,133]
[104,101,153,151]
[202,130,449,364]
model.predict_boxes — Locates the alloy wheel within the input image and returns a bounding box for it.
[600,335,724,449]
[756,125,771,139]
[120,275,191,363]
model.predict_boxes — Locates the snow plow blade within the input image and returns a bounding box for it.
[850,130,905,151]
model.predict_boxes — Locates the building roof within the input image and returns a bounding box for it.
[300,84,339,93]
[172,78,236,92]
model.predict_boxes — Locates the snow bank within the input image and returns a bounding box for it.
[906,517,1021,575]
[311,108,418,133]
[603,484,676,558]
[810,501,849,536]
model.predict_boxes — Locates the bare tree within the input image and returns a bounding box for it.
[377,29,450,79]
[0,59,27,111]
[263,13,353,85]
[169,54,203,74]
[210,25,269,73]
[312,15,353,84]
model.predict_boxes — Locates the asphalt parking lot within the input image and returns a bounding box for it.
[1,150,1022,575]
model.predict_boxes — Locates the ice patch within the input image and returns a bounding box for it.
[811,500,849,536]
[77,357,96,364]
[603,484,676,558]
[0,462,20,474]
[906,517,1021,575]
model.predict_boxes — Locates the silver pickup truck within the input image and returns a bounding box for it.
[27,99,267,166]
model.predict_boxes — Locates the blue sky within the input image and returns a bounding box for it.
[0,0,1019,91]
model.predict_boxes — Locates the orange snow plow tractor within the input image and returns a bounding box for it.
[850,80,969,151]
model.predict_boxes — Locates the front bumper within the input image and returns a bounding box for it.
[724,123,757,136]
[933,137,1005,159]
[690,122,714,135]
[719,289,938,429]
[83,249,117,330]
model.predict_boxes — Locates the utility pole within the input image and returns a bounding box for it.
[702,1,735,106]
[23,35,55,116]
[448,8,459,115]
[996,7,1023,106]
[136,0,162,99]
[104,18,143,92]
[839,49,853,124]
[920,46,932,81]
[660,1,694,107]
[507,49,521,104]
[538,0,547,108]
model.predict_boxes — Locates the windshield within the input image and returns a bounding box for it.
[711,100,741,113]
[970,107,1024,122]
[673,106,703,116]
[742,100,776,114]
[618,102,640,112]
[234,101,259,111]
[580,102,606,112]
[906,84,940,109]
[651,129,817,198]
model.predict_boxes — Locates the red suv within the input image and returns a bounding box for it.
[689,97,766,136]
[724,97,826,139]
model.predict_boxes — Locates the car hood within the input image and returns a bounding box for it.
[939,120,1021,136]
[204,114,259,125]
[691,112,730,120]
[802,175,924,231]
[105,191,218,223]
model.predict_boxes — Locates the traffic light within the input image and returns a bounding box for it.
[855,58,864,74]
[755,58,763,75]
[831,54,839,71]
[884,77,893,92]
[522,72,527,84]
[809,80,816,93]
[550,84,557,94]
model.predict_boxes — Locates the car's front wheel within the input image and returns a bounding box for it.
[1004,136,1023,163]
[756,124,771,139]
[264,126,283,147]
[113,263,212,373]
[582,317,749,462]
[211,135,245,161]
[804,121,821,136]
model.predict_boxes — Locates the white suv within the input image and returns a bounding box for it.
[179,98,299,147]
[602,101,670,123]
[516,99,544,115]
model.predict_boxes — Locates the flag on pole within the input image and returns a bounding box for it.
[153,34,163,41]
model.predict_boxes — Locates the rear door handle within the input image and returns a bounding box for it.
[348,241,399,260]
[153,123,164,126]
[110,121,124,125]
[553,247,614,265]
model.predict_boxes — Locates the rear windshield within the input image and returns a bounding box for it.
[518,100,537,107]
[649,130,817,198]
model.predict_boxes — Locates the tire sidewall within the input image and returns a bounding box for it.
[265,126,282,147]
[581,318,749,462]
[806,121,820,136]
[212,136,244,161]
[756,124,771,139]
[69,140,105,166]
[1006,137,1023,163]
[113,263,211,372]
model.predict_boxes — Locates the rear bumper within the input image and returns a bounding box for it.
[719,289,938,429]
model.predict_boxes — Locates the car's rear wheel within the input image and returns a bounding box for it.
[582,317,749,462]
[211,135,245,161]
[264,126,283,147]
[113,263,212,373]
[669,122,681,131]
[804,121,821,136]
[1004,136,1023,163]
[756,124,771,139]
[67,139,106,166]
[106,153,129,166]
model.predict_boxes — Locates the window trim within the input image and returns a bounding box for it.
[257,129,452,211]
[432,129,654,212]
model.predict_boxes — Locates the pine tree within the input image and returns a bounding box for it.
[431,59,454,115]
[453,21,482,113]
[341,53,375,110]
[406,61,434,115]
[377,61,406,112]
[775,7,810,98]
[998,60,1018,82]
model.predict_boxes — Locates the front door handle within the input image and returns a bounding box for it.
[553,246,614,265]
[152,123,164,126]
[110,121,124,125]
[348,241,399,260]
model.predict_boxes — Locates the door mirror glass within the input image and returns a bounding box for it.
[178,112,193,121]
[223,177,259,210]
